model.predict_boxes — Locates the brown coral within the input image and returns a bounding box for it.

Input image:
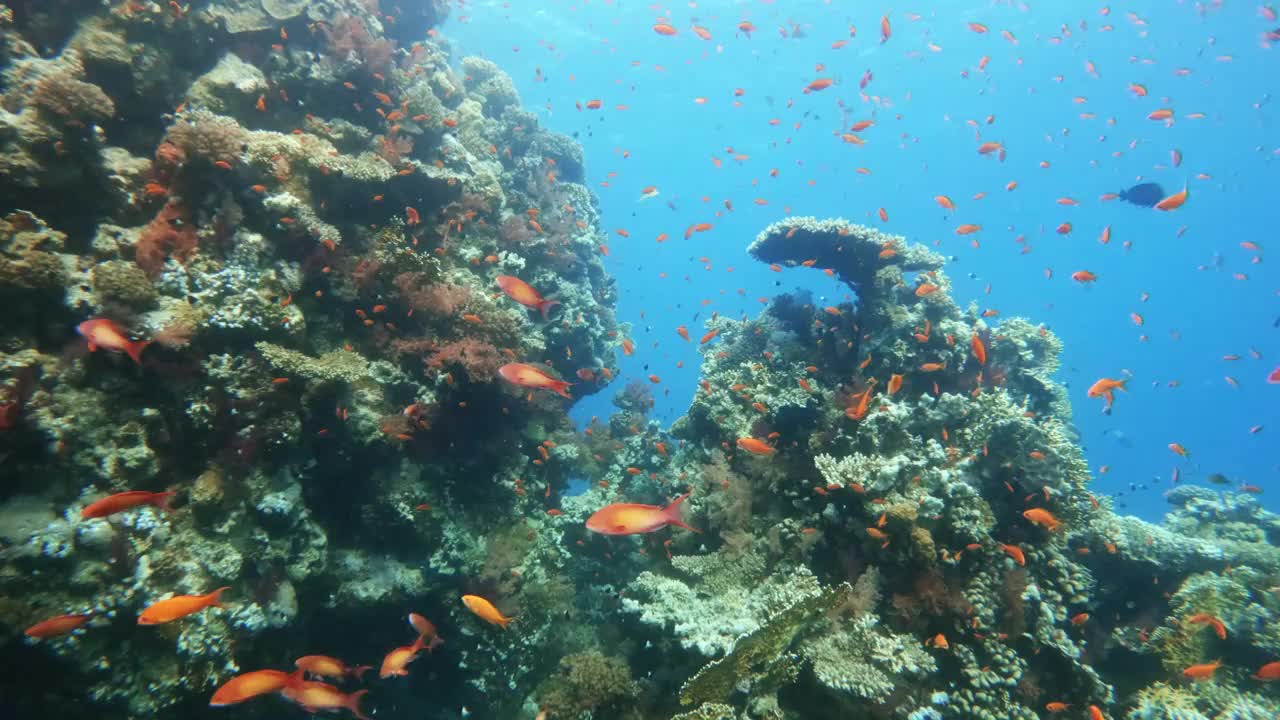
[31,72,115,122]
[425,339,504,383]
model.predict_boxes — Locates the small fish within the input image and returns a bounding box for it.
[1023,508,1062,531]
[296,656,372,681]
[736,437,776,456]
[498,364,572,398]
[1117,182,1166,208]
[280,681,369,720]
[1182,660,1221,680]
[138,587,229,625]
[1045,702,1070,713]
[209,670,296,706]
[408,612,445,652]
[586,493,699,535]
[496,276,560,319]
[24,612,93,639]
[461,594,516,629]
[1000,543,1026,566]
[1252,661,1280,681]
[81,490,176,520]
[379,635,428,678]
[1207,473,1231,485]
[77,318,151,365]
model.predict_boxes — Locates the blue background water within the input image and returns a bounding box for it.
[443,0,1279,520]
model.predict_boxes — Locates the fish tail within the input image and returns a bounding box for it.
[125,339,151,366]
[663,493,701,533]
[1115,379,1128,392]
[208,586,231,607]
[351,665,373,680]
[149,491,178,513]
[346,689,371,720]
[550,380,573,399]
[538,299,560,320]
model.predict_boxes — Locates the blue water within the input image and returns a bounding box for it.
[445,0,1279,520]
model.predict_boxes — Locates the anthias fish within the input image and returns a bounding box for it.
[586,493,699,535]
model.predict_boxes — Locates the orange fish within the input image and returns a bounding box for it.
[461,594,516,629]
[1185,613,1227,640]
[935,195,956,210]
[407,612,445,652]
[1252,661,1280,681]
[1155,185,1188,211]
[81,490,176,520]
[586,493,698,535]
[496,276,559,319]
[1045,702,1070,713]
[971,334,987,366]
[379,635,429,678]
[498,363,572,398]
[24,612,92,638]
[1023,508,1062,531]
[955,223,982,235]
[652,23,677,36]
[887,374,904,396]
[77,318,151,365]
[1071,612,1091,626]
[209,669,295,706]
[1087,378,1126,410]
[1071,270,1097,283]
[1000,543,1026,566]
[296,655,372,681]
[915,283,939,297]
[1088,706,1106,720]
[736,437,776,456]
[685,222,713,239]
[1182,660,1221,680]
[1168,443,1189,457]
[280,680,369,720]
[805,78,834,92]
[138,587,229,625]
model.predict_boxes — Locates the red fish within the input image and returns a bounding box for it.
[81,490,176,520]
[496,276,560,319]
[498,364,572,398]
[209,669,296,706]
[407,612,445,652]
[586,493,699,535]
[24,612,92,638]
[77,318,150,365]
[296,656,372,681]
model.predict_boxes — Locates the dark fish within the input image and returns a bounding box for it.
[1207,473,1231,485]
[1118,182,1166,208]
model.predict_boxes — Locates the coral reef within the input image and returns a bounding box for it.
[0,4,1277,720]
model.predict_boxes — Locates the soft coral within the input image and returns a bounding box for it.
[136,202,197,277]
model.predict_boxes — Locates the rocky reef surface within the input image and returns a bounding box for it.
[0,3,1277,720]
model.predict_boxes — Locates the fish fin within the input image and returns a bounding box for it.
[538,299,561,320]
[347,689,371,720]
[125,339,151,366]
[208,586,231,607]
[86,340,98,352]
[149,491,178,513]
[351,665,373,680]
[663,493,702,533]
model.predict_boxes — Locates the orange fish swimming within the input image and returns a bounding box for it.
[280,680,369,720]
[498,363,572,398]
[81,490,176,520]
[24,612,92,638]
[1252,661,1280,681]
[209,669,296,706]
[586,493,699,535]
[736,437,776,456]
[1185,613,1227,640]
[296,655,372,681]
[77,318,151,365]
[138,587,229,625]
[1022,508,1062,531]
[379,635,429,678]
[1155,185,1188,211]
[971,334,987,366]
[1000,543,1026,566]
[461,594,516,629]
[1182,660,1221,680]
[887,373,904,396]
[407,612,445,652]
[496,276,560,319]
[1087,378,1127,410]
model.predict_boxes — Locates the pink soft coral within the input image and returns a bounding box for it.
[136,202,197,277]
[426,339,504,382]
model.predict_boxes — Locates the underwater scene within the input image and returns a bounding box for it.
[0,0,1277,719]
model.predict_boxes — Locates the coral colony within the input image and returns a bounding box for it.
[0,3,1277,720]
